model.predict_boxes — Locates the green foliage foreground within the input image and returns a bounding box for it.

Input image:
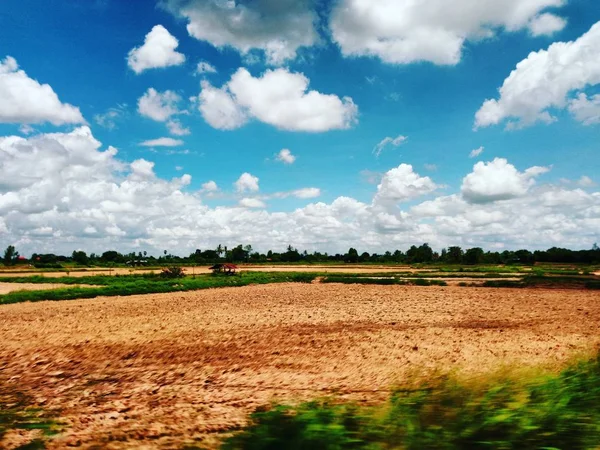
[224,354,600,450]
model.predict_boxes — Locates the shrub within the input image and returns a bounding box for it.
[225,354,600,450]
[160,266,185,278]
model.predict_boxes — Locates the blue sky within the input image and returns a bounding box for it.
[0,0,599,255]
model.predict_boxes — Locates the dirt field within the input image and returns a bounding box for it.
[0,265,421,278]
[1,284,599,449]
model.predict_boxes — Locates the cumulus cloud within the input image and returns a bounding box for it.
[330,0,567,66]
[528,12,567,37]
[198,80,248,130]
[373,134,407,157]
[139,137,183,147]
[127,25,185,74]
[475,22,600,129]
[198,68,358,132]
[239,198,266,208]
[201,180,218,192]
[196,61,217,75]
[162,0,317,65]
[0,127,599,255]
[568,93,600,125]
[373,164,438,206]
[138,88,181,122]
[166,119,190,136]
[578,175,597,188]
[0,56,84,125]
[469,146,484,158]
[276,149,296,164]
[235,173,259,193]
[461,158,550,203]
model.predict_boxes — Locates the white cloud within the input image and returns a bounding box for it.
[198,80,248,130]
[578,175,597,188]
[461,158,550,203]
[239,198,266,208]
[373,134,407,157]
[292,188,320,199]
[163,0,317,65]
[330,0,567,66]
[469,146,484,158]
[568,93,600,125]
[528,13,567,37]
[139,137,183,147]
[127,25,185,74]
[0,56,84,125]
[138,88,181,122]
[475,22,600,129]
[272,188,321,200]
[1,127,599,255]
[373,164,438,206]
[276,149,296,164]
[94,105,126,130]
[19,124,34,135]
[235,173,259,193]
[199,68,358,132]
[166,119,190,136]
[201,180,218,192]
[196,61,217,75]
[424,164,437,171]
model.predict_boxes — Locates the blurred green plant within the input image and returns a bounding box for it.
[225,354,600,449]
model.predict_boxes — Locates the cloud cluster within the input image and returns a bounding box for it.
[330,0,566,65]
[461,158,550,203]
[127,25,185,74]
[1,128,598,256]
[198,68,358,132]
[0,56,84,125]
[162,0,317,65]
[475,21,600,129]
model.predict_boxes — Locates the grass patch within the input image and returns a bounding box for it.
[321,276,447,286]
[225,354,600,449]
[0,272,318,305]
[0,389,61,448]
[483,274,600,290]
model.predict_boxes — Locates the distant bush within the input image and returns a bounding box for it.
[160,266,185,278]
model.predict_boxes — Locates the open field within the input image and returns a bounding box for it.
[1,283,599,448]
[0,282,96,295]
[0,265,422,278]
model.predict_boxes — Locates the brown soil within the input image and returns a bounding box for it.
[1,284,599,449]
[0,265,423,278]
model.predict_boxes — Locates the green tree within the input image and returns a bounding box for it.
[3,245,18,266]
[346,248,359,263]
[447,246,463,264]
[72,250,89,265]
[464,247,484,265]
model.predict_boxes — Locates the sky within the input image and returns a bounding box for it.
[0,0,599,256]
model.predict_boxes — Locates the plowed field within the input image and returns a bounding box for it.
[1,284,599,448]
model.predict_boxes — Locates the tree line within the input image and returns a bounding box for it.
[2,243,599,268]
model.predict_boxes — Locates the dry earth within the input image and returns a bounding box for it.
[0,265,421,278]
[1,284,599,449]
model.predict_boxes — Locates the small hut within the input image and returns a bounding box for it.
[209,263,238,275]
